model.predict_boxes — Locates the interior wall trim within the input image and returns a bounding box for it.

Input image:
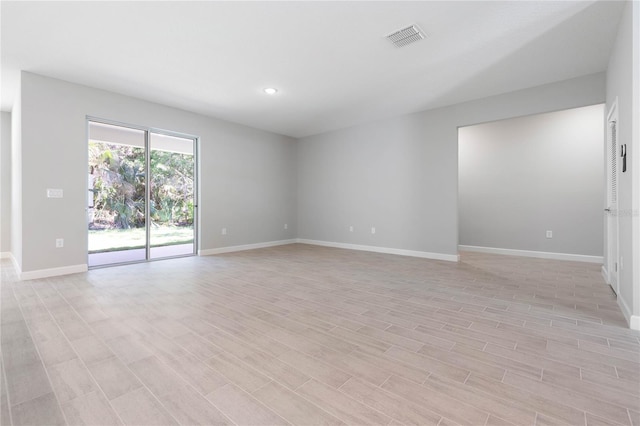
[198,239,297,256]
[629,315,640,331]
[19,264,88,281]
[601,265,610,284]
[298,239,460,262]
[458,245,604,263]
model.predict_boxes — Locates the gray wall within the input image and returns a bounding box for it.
[0,112,11,253]
[459,104,604,256]
[16,72,297,273]
[10,70,615,279]
[11,84,22,269]
[297,73,606,257]
[605,0,639,325]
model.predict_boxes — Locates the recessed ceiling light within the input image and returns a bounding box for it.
[263,88,278,95]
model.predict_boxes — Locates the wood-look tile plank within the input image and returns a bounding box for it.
[0,359,10,426]
[4,360,52,407]
[172,332,221,361]
[297,378,392,425]
[578,339,640,363]
[204,351,272,393]
[355,325,425,352]
[206,383,290,426]
[483,342,581,378]
[426,373,537,425]
[104,334,154,365]
[451,342,542,379]
[127,356,186,398]
[465,373,586,425]
[11,392,65,426]
[383,345,480,382]
[277,349,352,388]
[61,391,123,426]
[156,383,233,426]
[111,387,179,426]
[580,368,640,397]
[503,371,632,425]
[87,357,142,400]
[381,375,490,425]
[616,366,640,383]
[383,324,457,350]
[340,377,442,425]
[328,326,392,353]
[486,414,519,426]
[542,369,640,411]
[239,348,310,390]
[69,335,115,366]
[1,336,42,375]
[313,349,393,386]
[35,336,77,366]
[165,353,228,395]
[252,381,345,425]
[546,339,638,372]
[47,358,99,403]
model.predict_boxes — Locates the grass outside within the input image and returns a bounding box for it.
[88,226,194,253]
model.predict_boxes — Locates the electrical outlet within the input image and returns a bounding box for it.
[284,223,288,230]
[221,228,227,235]
[47,188,63,198]
[546,230,553,239]
[371,227,376,235]
[349,225,354,232]
[55,238,64,248]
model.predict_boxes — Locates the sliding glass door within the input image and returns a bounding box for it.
[149,132,196,259]
[88,120,197,267]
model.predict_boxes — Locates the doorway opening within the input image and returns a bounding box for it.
[87,119,197,268]
[457,104,605,262]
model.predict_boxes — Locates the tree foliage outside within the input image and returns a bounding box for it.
[88,142,194,232]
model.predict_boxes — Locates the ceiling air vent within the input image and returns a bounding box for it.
[386,24,425,48]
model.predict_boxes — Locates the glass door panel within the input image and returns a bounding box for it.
[88,122,147,267]
[149,132,196,259]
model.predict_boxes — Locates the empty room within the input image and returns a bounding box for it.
[1,1,639,425]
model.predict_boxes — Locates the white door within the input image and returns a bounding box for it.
[606,101,619,294]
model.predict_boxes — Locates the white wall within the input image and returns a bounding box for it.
[297,73,606,258]
[459,104,604,258]
[605,0,640,329]
[0,112,11,254]
[634,0,640,331]
[16,72,297,275]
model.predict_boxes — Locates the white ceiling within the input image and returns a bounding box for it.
[1,1,625,138]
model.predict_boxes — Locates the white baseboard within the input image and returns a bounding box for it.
[199,239,297,256]
[297,239,459,262]
[601,265,609,284]
[630,315,640,331]
[9,253,20,275]
[458,245,603,264]
[19,264,88,281]
[0,252,11,259]
[618,295,634,327]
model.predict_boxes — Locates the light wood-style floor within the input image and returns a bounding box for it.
[1,244,639,426]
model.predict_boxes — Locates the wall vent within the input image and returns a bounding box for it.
[386,25,425,48]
